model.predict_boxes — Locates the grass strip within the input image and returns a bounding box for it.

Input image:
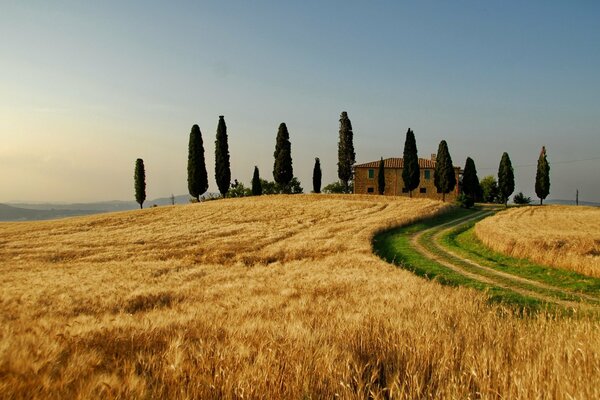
[373,209,546,311]
[441,219,600,299]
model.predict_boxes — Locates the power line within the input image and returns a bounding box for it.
[477,156,600,171]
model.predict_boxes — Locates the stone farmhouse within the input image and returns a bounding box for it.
[353,154,461,201]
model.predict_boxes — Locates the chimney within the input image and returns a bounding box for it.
[431,153,436,162]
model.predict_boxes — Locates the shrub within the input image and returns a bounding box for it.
[323,181,353,194]
[513,192,532,205]
[456,193,475,209]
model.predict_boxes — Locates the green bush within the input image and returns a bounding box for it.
[513,192,532,205]
[456,193,474,209]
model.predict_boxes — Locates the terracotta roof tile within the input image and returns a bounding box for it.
[354,157,448,169]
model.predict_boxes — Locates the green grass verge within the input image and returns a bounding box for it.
[373,208,547,311]
[442,220,600,299]
[420,223,591,304]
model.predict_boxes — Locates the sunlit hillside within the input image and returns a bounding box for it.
[475,205,600,277]
[1,195,599,399]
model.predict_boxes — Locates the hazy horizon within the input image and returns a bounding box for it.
[2,1,599,203]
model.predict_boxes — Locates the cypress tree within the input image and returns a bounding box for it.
[313,157,322,193]
[433,140,457,202]
[462,157,481,201]
[215,116,231,197]
[252,166,262,196]
[134,158,146,209]
[402,128,420,197]
[535,146,550,205]
[187,124,208,202]
[498,152,515,207]
[378,157,385,195]
[337,111,356,193]
[273,122,293,192]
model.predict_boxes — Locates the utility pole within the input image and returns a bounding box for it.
[576,189,579,206]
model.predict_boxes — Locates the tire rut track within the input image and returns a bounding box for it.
[411,210,590,309]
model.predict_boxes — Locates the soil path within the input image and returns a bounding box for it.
[410,210,597,309]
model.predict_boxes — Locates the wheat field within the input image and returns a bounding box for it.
[475,205,600,278]
[1,195,599,399]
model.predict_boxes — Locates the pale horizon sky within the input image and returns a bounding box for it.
[1,1,599,203]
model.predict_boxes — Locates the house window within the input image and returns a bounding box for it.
[420,187,427,193]
[424,170,431,180]
[402,187,409,193]
[368,169,375,179]
[367,187,374,193]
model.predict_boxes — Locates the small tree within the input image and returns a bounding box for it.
[462,157,481,201]
[252,166,262,196]
[378,157,385,195]
[228,179,251,198]
[188,124,208,202]
[273,122,293,192]
[337,111,356,193]
[480,175,499,203]
[513,192,532,205]
[322,181,348,194]
[433,140,457,202]
[535,146,550,205]
[134,158,146,209]
[215,116,231,197]
[498,152,515,207]
[288,177,303,194]
[402,128,420,197]
[313,158,322,193]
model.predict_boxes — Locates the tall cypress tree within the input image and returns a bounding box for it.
[252,166,262,196]
[337,111,356,193]
[313,157,322,194]
[378,157,386,195]
[462,157,481,201]
[433,140,457,202]
[187,124,208,202]
[215,116,231,197]
[134,158,146,209]
[498,152,515,207]
[402,128,420,197]
[273,122,293,192]
[535,146,550,205]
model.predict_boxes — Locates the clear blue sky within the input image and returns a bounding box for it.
[1,1,599,202]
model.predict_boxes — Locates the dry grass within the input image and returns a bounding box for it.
[0,195,599,399]
[475,205,600,278]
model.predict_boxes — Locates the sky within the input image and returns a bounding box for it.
[1,0,599,203]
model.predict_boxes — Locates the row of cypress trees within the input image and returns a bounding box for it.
[387,128,457,201]
[374,128,550,207]
[458,148,550,207]
[134,111,356,207]
[188,112,356,200]
[134,113,549,208]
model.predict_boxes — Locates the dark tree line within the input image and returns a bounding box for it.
[134,112,550,208]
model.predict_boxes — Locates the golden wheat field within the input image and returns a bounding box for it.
[475,205,600,278]
[1,195,599,399]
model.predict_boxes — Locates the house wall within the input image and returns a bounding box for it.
[354,167,460,201]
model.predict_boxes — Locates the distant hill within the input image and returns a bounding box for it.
[2,194,217,221]
[0,204,98,221]
[546,199,600,207]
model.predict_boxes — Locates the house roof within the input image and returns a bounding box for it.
[354,157,440,169]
